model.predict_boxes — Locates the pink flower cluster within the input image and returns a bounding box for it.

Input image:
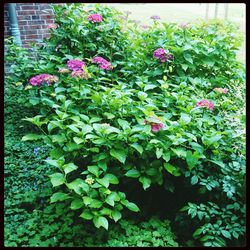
[145,117,164,133]
[71,70,88,79]
[67,59,86,71]
[213,87,229,94]
[92,56,112,70]
[196,99,214,110]
[153,48,174,63]
[29,74,58,86]
[88,14,103,23]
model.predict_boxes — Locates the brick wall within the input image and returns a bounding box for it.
[4,3,65,47]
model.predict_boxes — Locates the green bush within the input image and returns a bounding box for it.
[5,3,245,247]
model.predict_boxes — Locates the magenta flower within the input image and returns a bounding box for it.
[88,13,103,23]
[67,59,86,71]
[144,117,164,133]
[196,99,214,110]
[151,15,161,20]
[213,88,229,94]
[92,56,112,70]
[29,74,58,86]
[153,48,174,63]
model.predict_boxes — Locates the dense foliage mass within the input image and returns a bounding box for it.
[5,3,245,247]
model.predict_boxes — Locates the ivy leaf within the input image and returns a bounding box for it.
[125,169,140,178]
[63,162,78,175]
[49,173,65,187]
[110,148,127,164]
[87,165,99,177]
[50,192,70,203]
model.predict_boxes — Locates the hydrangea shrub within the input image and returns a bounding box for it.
[6,3,245,247]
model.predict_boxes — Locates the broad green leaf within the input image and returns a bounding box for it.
[163,152,171,162]
[191,176,199,185]
[164,163,181,176]
[110,148,127,164]
[103,112,115,119]
[93,216,109,230]
[87,165,99,177]
[156,148,163,159]
[183,53,193,64]
[221,230,231,239]
[80,210,93,220]
[50,192,70,203]
[21,134,44,141]
[63,162,78,175]
[186,151,198,170]
[45,159,60,168]
[49,173,65,187]
[117,119,130,130]
[112,210,122,222]
[193,228,203,237]
[144,84,157,92]
[89,199,103,208]
[138,91,148,101]
[70,198,84,210]
[67,124,80,133]
[73,137,84,144]
[180,113,191,124]
[131,143,143,155]
[97,178,109,188]
[125,202,140,212]
[67,178,89,194]
[125,169,140,178]
[104,174,119,184]
[139,176,151,190]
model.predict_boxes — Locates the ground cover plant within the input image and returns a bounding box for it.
[5,3,246,247]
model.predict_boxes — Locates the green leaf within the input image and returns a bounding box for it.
[131,143,143,154]
[186,151,198,170]
[80,210,93,220]
[183,53,193,64]
[97,178,109,188]
[144,84,157,92]
[104,112,115,119]
[193,228,203,237]
[191,176,199,185]
[63,162,78,175]
[156,148,163,159]
[181,64,189,71]
[49,173,65,187]
[117,119,130,130]
[164,163,181,176]
[162,152,171,162]
[89,199,103,208]
[73,137,84,144]
[125,202,140,212]
[21,134,44,141]
[93,216,109,230]
[83,196,93,206]
[87,165,99,177]
[70,198,84,210]
[104,174,119,184]
[221,230,231,239]
[180,113,191,123]
[138,91,148,101]
[50,192,70,203]
[68,124,80,133]
[112,210,122,222]
[139,176,151,190]
[45,159,60,168]
[67,178,88,195]
[110,148,127,164]
[125,169,140,178]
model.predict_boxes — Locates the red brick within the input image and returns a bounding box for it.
[45,19,55,24]
[40,15,54,19]
[21,5,38,10]
[28,20,45,25]
[17,10,36,15]
[18,15,31,21]
[18,21,28,26]
[26,34,39,39]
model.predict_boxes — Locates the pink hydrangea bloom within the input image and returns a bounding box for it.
[196,99,214,110]
[67,59,86,71]
[48,23,58,29]
[151,15,161,20]
[153,48,174,63]
[144,117,164,133]
[92,56,112,70]
[213,87,229,94]
[88,14,103,23]
[29,74,58,86]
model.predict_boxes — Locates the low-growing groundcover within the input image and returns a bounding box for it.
[5,3,246,247]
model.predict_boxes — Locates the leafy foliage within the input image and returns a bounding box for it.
[5,3,245,247]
